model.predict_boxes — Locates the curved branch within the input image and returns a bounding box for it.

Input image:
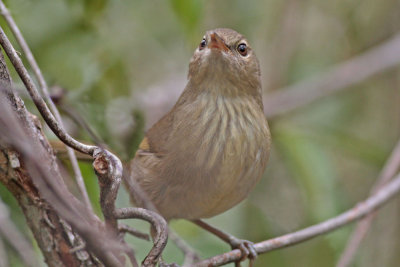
[115,208,168,267]
[0,26,95,155]
[93,148,123,231]
[93,150,169,266]
[194,172,400,267]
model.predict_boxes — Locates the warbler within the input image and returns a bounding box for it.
[129,28,271,263]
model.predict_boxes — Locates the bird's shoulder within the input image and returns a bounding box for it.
[136,87,196,157]
[135,109,175,157]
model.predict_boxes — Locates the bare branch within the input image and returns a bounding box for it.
[337,139,400,267]
[264,32,400,118]
[58,102,105,146]
[93,149,170,265]
[92,149,142,267]
[0,25,95,155]
[115,207,168,267]
[194,172,400,267]
[0,93,124,267]
[119,224,150,241]
[93,148,123,231]
[0,10,168,263]
[0,0,93,213]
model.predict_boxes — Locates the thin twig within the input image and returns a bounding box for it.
[0,0,93,213]
[59,103,105,146]
[263,32,400,118]
[194,172,400,267]
[115,207,168,267]
[119,224,150,241]
[337,139,400,267]
[0,26,95,155]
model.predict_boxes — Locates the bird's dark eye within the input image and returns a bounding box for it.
[237,43,247,56]
[199,38,207,50]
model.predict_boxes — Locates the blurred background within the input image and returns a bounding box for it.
[0,0,399,266]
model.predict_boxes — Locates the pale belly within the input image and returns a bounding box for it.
[154,123,270,220]
[193,146,268,219]
[133,95,271,220]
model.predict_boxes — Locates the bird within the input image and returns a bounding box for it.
[129,28,271,265]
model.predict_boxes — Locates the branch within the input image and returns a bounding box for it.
[0,91,124,267]
[57,101,105,146]
[0,8,169,265]
[0,25,95,155]
[194,172,400,267]
[93,148,123,231]
[337,139,400,267]
[115,208,168,266]
[93,149,168,266]
[119,224,150,241]
[0,46,93,266]
[263,32,400,118]
[0,0,93,213]
[0,40,123,265]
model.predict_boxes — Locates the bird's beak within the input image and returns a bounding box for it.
[208,32,229,52]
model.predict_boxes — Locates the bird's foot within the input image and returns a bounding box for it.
[228,237,257,267]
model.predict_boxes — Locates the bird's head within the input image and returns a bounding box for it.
[188,28,261,96]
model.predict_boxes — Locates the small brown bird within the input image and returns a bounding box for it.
[129,28,271,263]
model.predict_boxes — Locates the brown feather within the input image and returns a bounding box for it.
[129,28,271,220]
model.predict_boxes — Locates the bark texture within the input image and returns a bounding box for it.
[0,48,99,267]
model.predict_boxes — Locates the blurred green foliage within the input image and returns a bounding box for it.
[170,0,203,41]
[0,0,399,266]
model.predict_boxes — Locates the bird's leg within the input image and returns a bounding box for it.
[192,219,257,267]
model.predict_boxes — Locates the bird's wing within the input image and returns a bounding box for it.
[135,109,174,157]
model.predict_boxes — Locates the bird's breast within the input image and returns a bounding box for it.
[164,93,270,218]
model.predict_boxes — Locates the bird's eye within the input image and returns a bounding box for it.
[199,38,207,50]
[237,43,247,56]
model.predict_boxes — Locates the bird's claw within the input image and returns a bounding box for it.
[229,238,257,266]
